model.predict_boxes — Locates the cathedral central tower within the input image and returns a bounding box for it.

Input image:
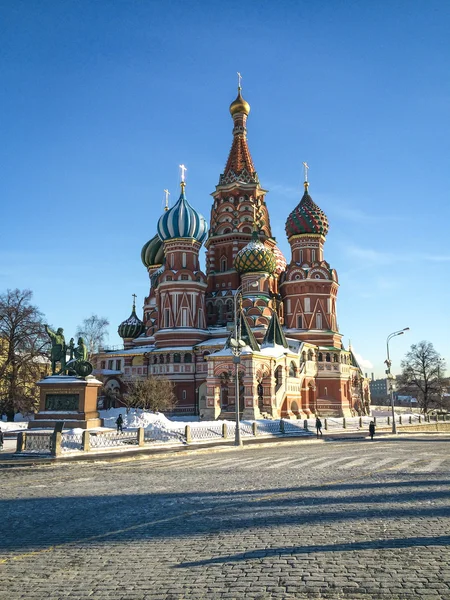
[205,85,276,326]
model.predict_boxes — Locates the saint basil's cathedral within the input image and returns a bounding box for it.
[96,85,371,419]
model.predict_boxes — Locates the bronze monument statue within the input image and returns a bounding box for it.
[45,326,93,377]
[45,325,66,375]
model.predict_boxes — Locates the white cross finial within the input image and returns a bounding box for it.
[303,161,309,182]
[163,189,170,211]
[237,72,242,89]
[179,164,187,182]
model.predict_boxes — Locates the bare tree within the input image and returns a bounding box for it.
[0,289,49,419]
[75,315,109,357]
[125,376,177,412]
[398,341,446,414]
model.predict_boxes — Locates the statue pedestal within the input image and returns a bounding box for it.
[29,376,103,430]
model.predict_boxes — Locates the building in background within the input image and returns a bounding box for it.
[369,377,390,404]
[95,86,371,419]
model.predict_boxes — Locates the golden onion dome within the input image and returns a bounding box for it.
[229,88,251,116]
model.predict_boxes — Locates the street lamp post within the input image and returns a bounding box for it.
[385,328,409,434]
[230,281,259,446]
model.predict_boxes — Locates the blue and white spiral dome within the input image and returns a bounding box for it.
[157,183,207,244]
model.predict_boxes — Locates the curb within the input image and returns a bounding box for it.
[2,430,448,468]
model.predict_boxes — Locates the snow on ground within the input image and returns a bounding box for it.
[0,414,32,432]
[0,421,29,433]
[99,408,236,433]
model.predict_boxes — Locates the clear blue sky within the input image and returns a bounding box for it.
[2,0,449,377]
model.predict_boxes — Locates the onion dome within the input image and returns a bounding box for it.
[141,234,164,268]
[118,297,145,339]
[285,182,329,239]
[234,232,277,274]
[229,87,251,116]
[157,182,207,243]
[273,245,287,275]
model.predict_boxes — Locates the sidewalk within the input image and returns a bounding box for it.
[0,428,426,467]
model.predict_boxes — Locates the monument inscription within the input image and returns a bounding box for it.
[45,394,80,411]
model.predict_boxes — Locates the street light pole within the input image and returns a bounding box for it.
[385,327,409,434]
[230,280,260,447]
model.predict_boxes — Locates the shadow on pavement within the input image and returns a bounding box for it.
[1,473,450,555]
[176,534,450,567]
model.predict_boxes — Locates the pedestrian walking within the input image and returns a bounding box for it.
[369,420,375,440]
[315,416,323,438]
[116,414,123,433]
[0,427,3,450]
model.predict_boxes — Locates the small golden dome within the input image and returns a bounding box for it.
[229,88,251,116]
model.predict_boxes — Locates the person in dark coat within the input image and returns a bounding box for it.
[369,420,376,440]
[0,427,4,450]
[315,417,323,438]
[116,414,123,433]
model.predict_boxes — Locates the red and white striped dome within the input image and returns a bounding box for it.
[273,245,287,275]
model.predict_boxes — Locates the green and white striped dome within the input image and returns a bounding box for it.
[118,301,145,340]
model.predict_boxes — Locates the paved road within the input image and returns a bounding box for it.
[1,435,450,599]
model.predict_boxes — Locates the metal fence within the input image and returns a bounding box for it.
[16,413,449,457]
[21,432,53,454]
[90,430,139,449]
[61,433,83,453]
[144,426,186,444]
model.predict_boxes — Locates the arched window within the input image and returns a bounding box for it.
[333,354,338,363]
[301,351,306,362]
[182,252,186,268]
[203,351,210,361]
[316,313,323,329]
[221,257,227,272]
[326,353,331,362]
[153,356,158,364]
[184,353,192,363]
[218,302,224,322]
[307,350,313,361]
[289,362,297,377]
[173,353,181,363]
[166,353,171,363]
[318,352,323,362]
[160,355,164,364]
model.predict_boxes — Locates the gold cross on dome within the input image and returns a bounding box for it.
[303,161,309,182]
[237,72,242,89]
[179,164,187,182]
[132,293,137,308]
[164,189,170,211]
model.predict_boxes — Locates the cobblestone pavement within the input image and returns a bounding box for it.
[1,435,450,599]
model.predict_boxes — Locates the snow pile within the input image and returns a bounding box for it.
[99,408,184,431]
[0,421,29,432]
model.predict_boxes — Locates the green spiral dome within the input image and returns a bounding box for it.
[141,234,164,268]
